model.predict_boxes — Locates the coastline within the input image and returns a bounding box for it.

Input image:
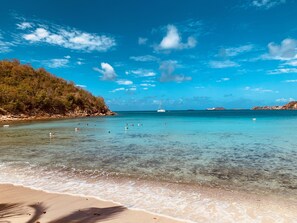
[0,183,184,223]
[0,111,116,124]
[1,179,297,223]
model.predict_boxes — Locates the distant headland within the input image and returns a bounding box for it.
[0,59,114,122]
[205,101,297,111]
[252,101,297,110]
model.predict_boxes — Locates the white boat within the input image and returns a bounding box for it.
[157,102,166,112]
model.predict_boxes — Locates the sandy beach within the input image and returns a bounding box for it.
[1,182,297,223]
[0,184,183,223]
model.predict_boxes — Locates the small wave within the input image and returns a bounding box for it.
[0,162,296,223]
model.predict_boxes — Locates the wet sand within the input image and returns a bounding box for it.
[1,182,297,223]
[0,184,183,223]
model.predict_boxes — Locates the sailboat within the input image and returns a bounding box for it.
[157,108,166,112]
[157,103,166,112]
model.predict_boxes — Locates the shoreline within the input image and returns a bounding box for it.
[0,111,116,124]
[1,173,297,223]
[0,183,185,223]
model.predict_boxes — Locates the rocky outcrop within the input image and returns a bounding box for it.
[252,101,297,110]
[282,101,297,110]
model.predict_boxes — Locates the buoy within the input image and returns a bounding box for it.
[75,127,79,132]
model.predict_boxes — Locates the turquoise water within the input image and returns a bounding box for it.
[1,110,297,222]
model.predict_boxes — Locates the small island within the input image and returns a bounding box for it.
[0,59,114,122]
[252,101,297,110]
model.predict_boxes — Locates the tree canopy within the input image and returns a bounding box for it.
[0,59,109,116]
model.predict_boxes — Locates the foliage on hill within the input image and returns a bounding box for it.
[0,59,111,116]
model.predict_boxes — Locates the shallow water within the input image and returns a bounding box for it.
[1,110,297,222]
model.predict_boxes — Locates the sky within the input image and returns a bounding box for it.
[0,0,297,111]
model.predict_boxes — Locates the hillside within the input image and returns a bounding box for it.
[252,101,297,110]
[0,59,113,121]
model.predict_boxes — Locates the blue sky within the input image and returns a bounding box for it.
[0,0,297,110]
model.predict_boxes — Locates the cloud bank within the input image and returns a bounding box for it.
[267,38,297,61]
[159,61,192,82]
[22,23,116,52]
[252,0,286,9]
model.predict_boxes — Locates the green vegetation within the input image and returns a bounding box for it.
[0,59,110,116]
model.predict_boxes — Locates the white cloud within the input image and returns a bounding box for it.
[129,55,159,62]
[160,25,180,49]
[284,60,297,66]
[22,23,115,52]
[140,83,156,87]
[75,84,87,88]
[94,62,117,80]
[268,68,297,74]
[110,86,137,93]
[129,87,137,91]
[276,97,295,102]
[110,87,125,93]
[64,55,71,59]
[284,79,297,83]
[77,61,84,65]
[16,22,32,30]
[46,58,69,68]
[143,80,156,83]
[138,37,148,45]
[23,28,50,41]
[221,44,254,57]
[143,87,148,90]
[195,86,205,89]
[160,60,192,82]
[116,80,133,85]
[266,38,297,61]
[130,69,156,77]
[209,60,239,68]
[252,0,286,9]
[216,77,230,82]
[245,86,278,93]
[261,89,275,93]
[158,25,197,50]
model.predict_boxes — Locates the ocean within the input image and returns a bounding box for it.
[1,110,297,222]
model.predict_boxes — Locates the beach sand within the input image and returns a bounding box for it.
[0,184,183,223]
[1,183,297,223]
